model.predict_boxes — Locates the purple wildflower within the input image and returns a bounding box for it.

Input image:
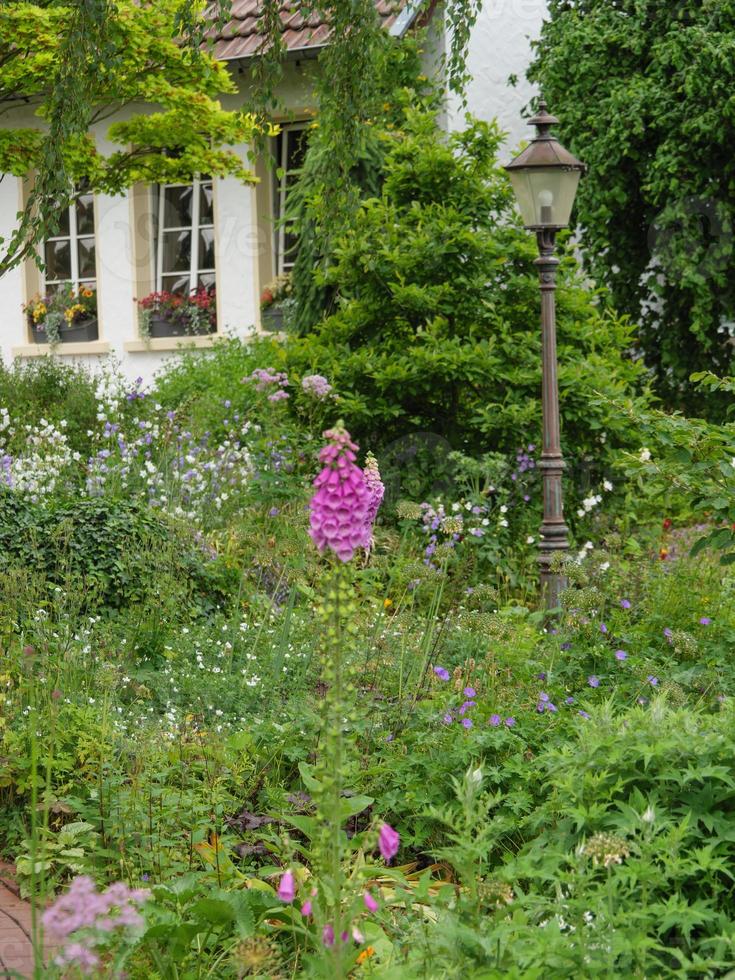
[505,717,516,727]
[539,692,550,703]
[434,666,450,681]
[578,710,591,720]
[620,599,631,609]
[463,686,476,697]
[459,700,476,715]
[268,507,280,517]
[489,713,501,727]
[565,696,574,705]
[600,623,608,634]
[379,823,400,863]
[363,891,379,913]
[323,924,335,947]
[615,650,627,661]
[461,717,473,729]
[699,617,712,626]
[647,675,659,687]
[442,713,453,725]
[561,642,572,651]
[277,870,296,903]
[301,900,312,917]
[588,675,600,688]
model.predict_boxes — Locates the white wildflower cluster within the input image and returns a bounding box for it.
[94,370,128,424]
[0,414,79,501]
[576,479,614,520]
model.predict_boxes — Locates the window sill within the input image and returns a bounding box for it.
[124,335,221,353]
[12,341,112,357]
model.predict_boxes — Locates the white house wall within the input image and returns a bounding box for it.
[446,0,548,151]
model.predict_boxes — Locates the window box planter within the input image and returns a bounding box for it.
[146,315,215,339]
[30,318,99,344]
[260,306,286,333]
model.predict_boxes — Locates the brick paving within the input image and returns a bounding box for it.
[0,865,43,980]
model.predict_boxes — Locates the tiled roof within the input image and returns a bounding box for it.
[206,1,420,61]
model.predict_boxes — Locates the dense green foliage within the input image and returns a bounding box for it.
[287,111,649,471]
[529,0,735,415]
[0,350,732,976]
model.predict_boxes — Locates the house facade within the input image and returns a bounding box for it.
[0,0,547,382]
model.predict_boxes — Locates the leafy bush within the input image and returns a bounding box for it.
[153,336,286,439]
[529,0,735,417]
[0,358,99,458]
[0,491,233,612]
[286,111,650,484]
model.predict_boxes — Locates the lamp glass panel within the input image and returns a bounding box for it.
[508,167,581,228]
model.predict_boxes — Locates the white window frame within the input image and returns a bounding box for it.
[42,192,97,293]
[274,124,309,276]
[156,176,215,294]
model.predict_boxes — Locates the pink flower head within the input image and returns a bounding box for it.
[363,890,379,913]
[244,367,289,394]
[322,923,335,947]
[277,870,296,903]
[309,424,373,561]
[379,822,400,863]
[363,451,385,531]
[55,943,100,974]
[300,899,312,917]
[302,374,333,399]
[42,875,149,941]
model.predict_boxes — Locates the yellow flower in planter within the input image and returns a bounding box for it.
[32,303,47,322]
[64,303,86,323]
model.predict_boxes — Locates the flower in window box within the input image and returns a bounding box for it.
[137,287,216,339]
[260,274,296,332]
[23,285,98,346]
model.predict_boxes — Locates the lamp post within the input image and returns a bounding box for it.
[505,101,586,610]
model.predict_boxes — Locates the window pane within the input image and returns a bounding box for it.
[161,230,191,272]
[286,128,309,173]
[49,207,70,238]
[198,228,215,270]
[198,273,216,290]
[199,183,214,224]
[76,194,95,235]
[77,237,96,279]
[161,273,191,296]
[45,239,71,281]
[162,186,193,228]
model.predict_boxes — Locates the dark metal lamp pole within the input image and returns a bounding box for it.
[504,101,586,609]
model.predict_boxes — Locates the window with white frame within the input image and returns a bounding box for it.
[156,177,215,295]
[273,125,309,275]
[42,188,96,294]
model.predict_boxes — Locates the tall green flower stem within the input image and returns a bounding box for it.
[312,562,358,979]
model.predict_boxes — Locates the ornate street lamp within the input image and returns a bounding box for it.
[505,100,586,609]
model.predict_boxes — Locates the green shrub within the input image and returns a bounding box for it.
[285,111,651,480]
[0,491,234,613]
[153,336,286,439]
[0,357,99,457]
